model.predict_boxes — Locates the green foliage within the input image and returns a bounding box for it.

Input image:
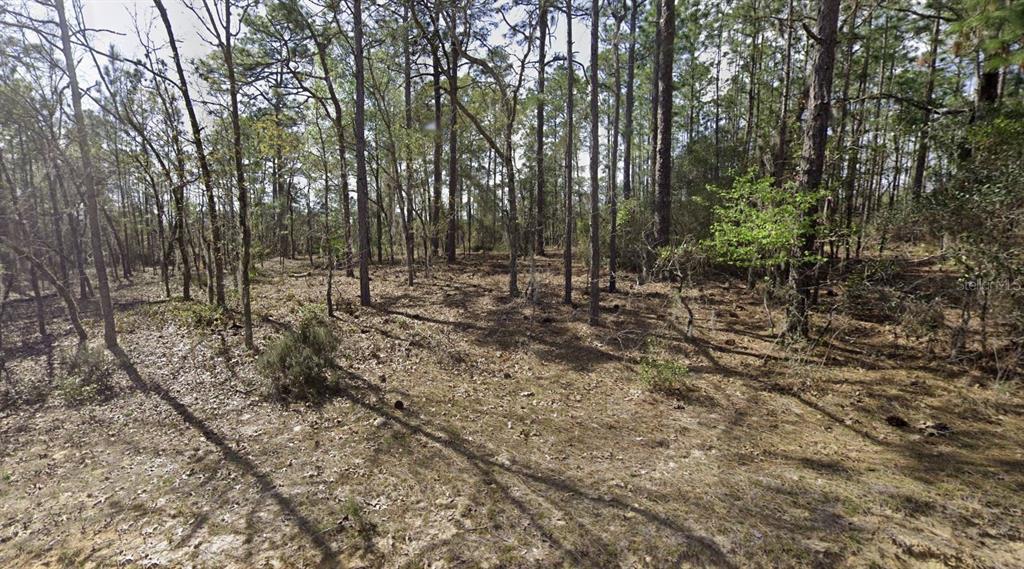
[615,196,657,272]
[702,172,820,269]
[258,313,337,400]
[929,105,1024,345]
[166,301,227,330]
[951,0,1024,69]
[57,345,114,405]
[655,237,708,284]
[638,357,689,395]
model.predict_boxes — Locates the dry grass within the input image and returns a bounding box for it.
[0,253,1021,568]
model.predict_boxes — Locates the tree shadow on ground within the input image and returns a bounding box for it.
[109,344,341,567]
[332,366,737,568]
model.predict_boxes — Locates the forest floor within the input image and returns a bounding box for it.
[1,251,1022,568]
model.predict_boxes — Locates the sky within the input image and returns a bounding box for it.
[79,0,594,85]
[81,0,210,65]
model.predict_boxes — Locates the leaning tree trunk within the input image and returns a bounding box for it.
[56,0,118,349]
[154,0,226,307]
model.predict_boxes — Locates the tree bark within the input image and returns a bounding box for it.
[910,16,940,200]
[402,3,416,286]
[622,0,637,200]
[771,0,796,185]
[588,0,601,324]
[446,18,461,264]
[786,0,841,338]
[222,0,253,350]
[652,0,675,249]
[563,0,575,304]
[353,0,372,305]
[609,7,624,293]
[535,0,548,255]
[431,38,444,259]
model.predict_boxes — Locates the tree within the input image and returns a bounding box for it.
[910,16,941,200]
[55,0,117,349]
[154,0,227,307]
[608,2,625,293]
[535,0,548,256]
[651,0,675,249]
[219,0,255,349]
[444,6,462,264]
[354,0,372,305]
[786,0,842,338]
[563,0,575,304]
[622,0,638,201]
[587,0,600,323]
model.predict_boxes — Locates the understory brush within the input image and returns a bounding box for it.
[258,312,337,400]
[57,344,115,405]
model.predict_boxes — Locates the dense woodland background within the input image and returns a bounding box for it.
[0,0,1022,355]
[0,0,1023,565]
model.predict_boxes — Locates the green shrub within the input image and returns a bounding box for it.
[616,197,658,273]
[258,314,337,400]
[638,357,689,395]
[163,301,226,330]
[57,345,114,405]
[702,171,823,269]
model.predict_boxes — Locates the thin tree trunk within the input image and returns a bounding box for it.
[154,0,225,307]
[652,0,675,248]
[622,0,637,200]
[771,0,796,185]
[535,0,548,255]
[222,0,253,350]
[56,0,117,349]
[402,4,416,286]
[446,21,461,264]
[353,0,372,306]
[588,0,600,324]
[431,39,444,258]
[911,16,940,200]
[609,7,623,293]
[563,0,575,304]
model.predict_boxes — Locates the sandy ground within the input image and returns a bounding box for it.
[1,253,1022,568]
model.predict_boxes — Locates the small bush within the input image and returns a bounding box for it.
[703,171,822,269]
[259,314,337,400]
[164,301,226,330]
[638,357,689,395]
[843,271,900,323]
[57,345,114,404]
[900,298,946,341]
